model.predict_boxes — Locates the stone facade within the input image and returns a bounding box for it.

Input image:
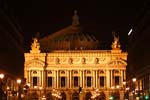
[24,11,127,100]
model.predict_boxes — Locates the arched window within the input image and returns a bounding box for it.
[87,70,91,74]
[48,71,52,74]
[115,70,119,73]
[74,71,78,74]
[61,71,65,74]
[100,70,104,74]
[33,71,37,74]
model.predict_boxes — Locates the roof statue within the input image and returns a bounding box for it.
[111,32,121,49]
[72,10,80,26]
[30,37,41,53]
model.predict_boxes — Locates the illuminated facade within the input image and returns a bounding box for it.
[24,11,127,100]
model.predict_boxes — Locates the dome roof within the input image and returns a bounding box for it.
[39,11,100,51]
[51,31,99,50]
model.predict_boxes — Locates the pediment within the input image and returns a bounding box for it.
[109,59,127,66]
[25,59,45,69]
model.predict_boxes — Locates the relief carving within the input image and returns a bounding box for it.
[68,58,73,64]
[56,58,60,64]
[82,58,86,64]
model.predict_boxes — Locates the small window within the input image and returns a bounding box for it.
[61,71,65,74]
[87,70,91,74]
[100,70,104,74]
[48,71,52,74]
[74,71,78,74]
[33,71,37,74]
[115,70,119,73]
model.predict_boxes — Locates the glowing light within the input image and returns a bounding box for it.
[0,74,4,79]
[132,78,136,82]
[17,79,21,84]
[52,88,62,99]
[128,28,133,36]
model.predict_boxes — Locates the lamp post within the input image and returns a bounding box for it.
[39,86,42,99]
[132,78,136,100]
[0,73,4,100]
[109,86,115,100]
[24,83,30,100]
[123,81,126,99]
[17,79,22,100]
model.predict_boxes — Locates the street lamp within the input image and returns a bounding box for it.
[132,78,136,100]
[123,81,126,99]
[132,78,136,83]
[0,74,4,79]
[0,73,4,100]
[17,79,22,100]
[23,83,30,100]
[39,86,42,98]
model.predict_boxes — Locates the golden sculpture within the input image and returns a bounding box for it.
[111,32,121,49]
[30,37,40,53]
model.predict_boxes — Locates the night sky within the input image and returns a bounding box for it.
[5,0,149,50]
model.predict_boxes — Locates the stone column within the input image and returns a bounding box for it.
[24,70,28,82]
[69,70,72,88]
[95,70,98,88]
[67,70,69,88]
[29,70,32,86]
[106,70,110,88]
[83,70,85,88]
[53,70,56,88]
[56,70,59,88]
[92,70,95,87]
[43,70,47,89]
[123,70,126,81]
[27,70,30,83]
[80,70,83,87]
[111,70,114,87]
[41,70,44,87]
[40,70,42,86]
[121,70,124,87]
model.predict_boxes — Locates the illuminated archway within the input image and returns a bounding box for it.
[61,92,66,100]
[72,92,79,100]
[46,92,53,100]
[30,92,39,100]
[98,91,106,100]
[85,92,92,100]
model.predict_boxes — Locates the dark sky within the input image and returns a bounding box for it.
[5,0,149,50]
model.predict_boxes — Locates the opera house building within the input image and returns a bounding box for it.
[24,11,127,100]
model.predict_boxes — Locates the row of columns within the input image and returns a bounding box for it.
[26,69,126,89]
